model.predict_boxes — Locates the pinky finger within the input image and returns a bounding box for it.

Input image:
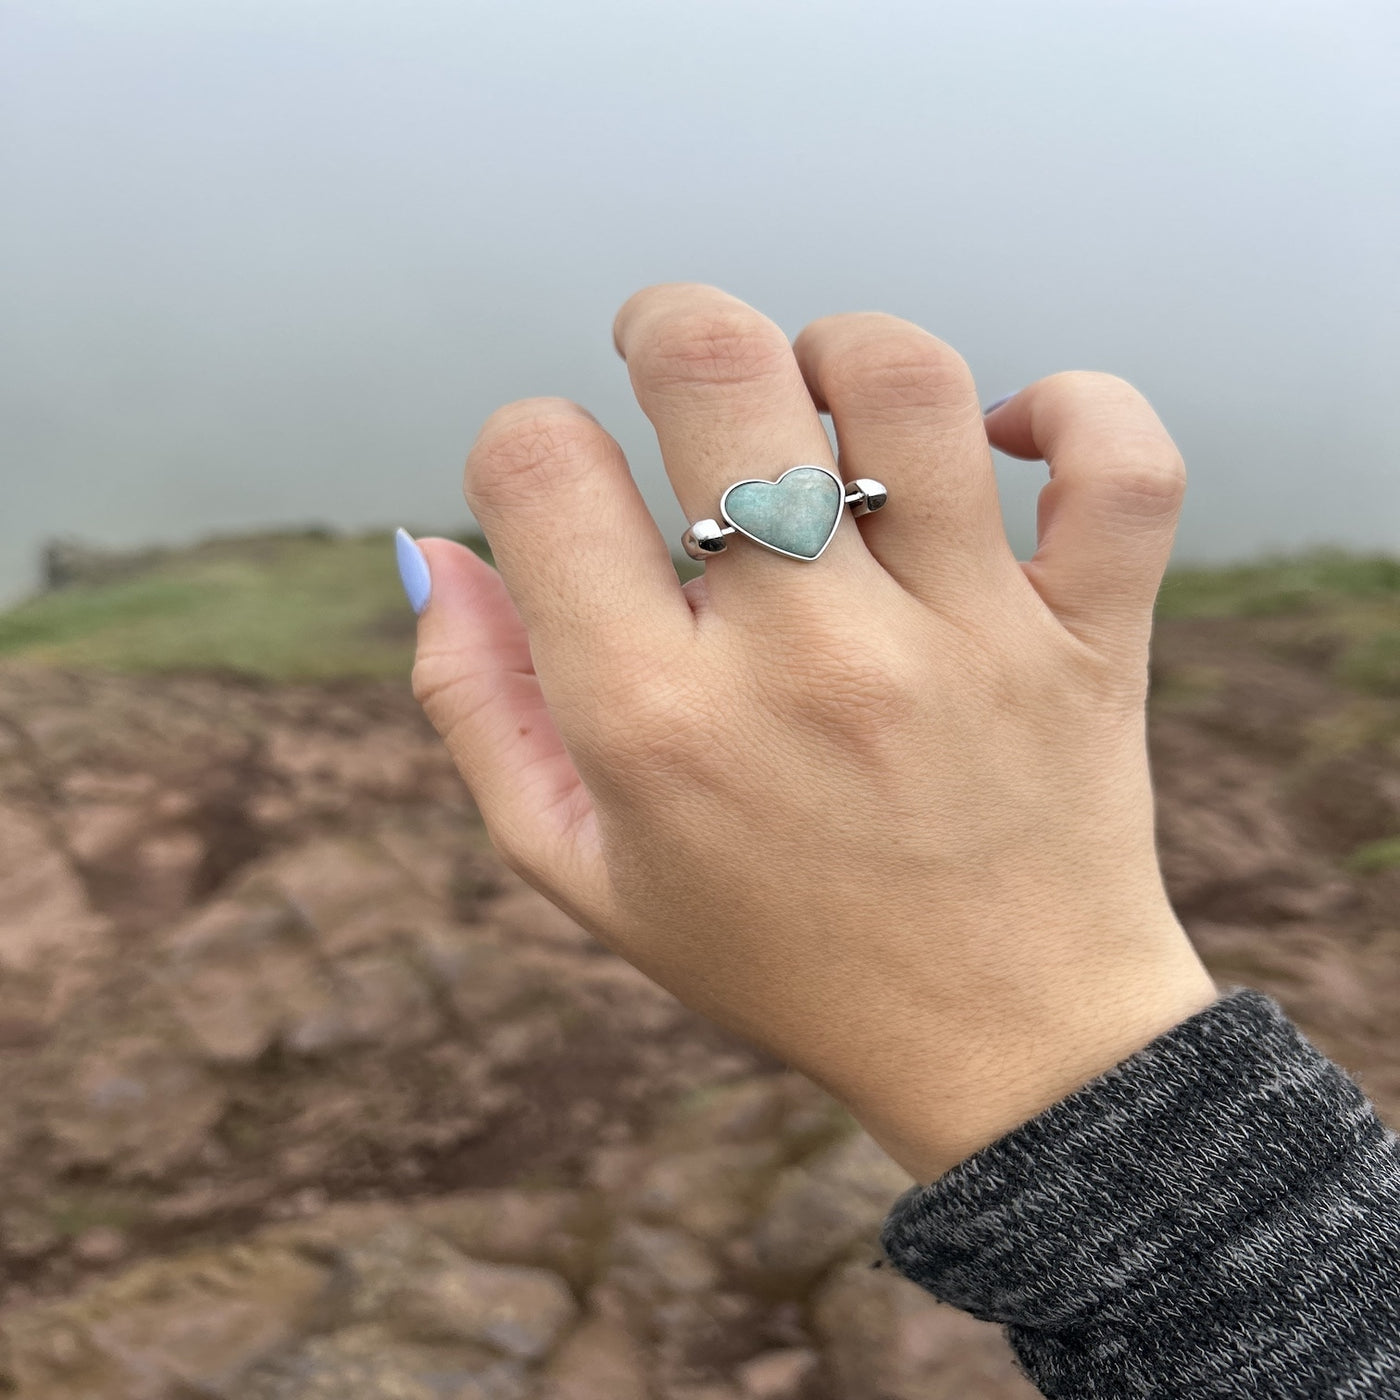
[984,374,1186,660]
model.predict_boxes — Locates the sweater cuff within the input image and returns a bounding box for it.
[879,989,1396,1342]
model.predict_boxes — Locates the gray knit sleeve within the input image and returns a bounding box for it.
[879,988,1400,1398]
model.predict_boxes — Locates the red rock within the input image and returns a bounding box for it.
[736,1347,819,1399]
[0,805,111,988]
[813,1254,1038,1400]
[748,1133,912,1287]
[71,1227,128,1265]
[604,1222,721,1300]
[540,1314,650,1400]
[632,1143,783,1243]
[44,1039,227,1177]
[0,1242,328,1398]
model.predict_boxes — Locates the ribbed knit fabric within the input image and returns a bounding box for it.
[880,989,1400,1398]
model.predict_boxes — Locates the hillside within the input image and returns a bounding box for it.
[0,532,1396,1400]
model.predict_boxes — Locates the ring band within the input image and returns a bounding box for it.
[682,465,888,562]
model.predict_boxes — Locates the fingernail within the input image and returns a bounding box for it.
[982,394,1014,415]
[395,528,431,615]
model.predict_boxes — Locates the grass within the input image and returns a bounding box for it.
[1155,551,1400,620]
[0,533,1396,688]
[1345,835,1400,877]
[1157,550,1400,698]
[0,530,491,682]
[44,1191,146,1238]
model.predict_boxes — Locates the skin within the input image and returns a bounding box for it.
[409,283,1218,1184]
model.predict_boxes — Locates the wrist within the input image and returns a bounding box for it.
[840,927,1218,1183]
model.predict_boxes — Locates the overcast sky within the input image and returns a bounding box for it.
[2,1,1397,602]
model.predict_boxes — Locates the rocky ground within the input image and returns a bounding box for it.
[0,600,1396,1399]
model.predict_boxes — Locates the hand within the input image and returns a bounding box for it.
[406,283,1217,1183]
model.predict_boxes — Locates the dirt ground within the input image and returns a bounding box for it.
[0,607,1396,1399]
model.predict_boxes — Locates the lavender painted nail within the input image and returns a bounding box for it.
[395,528,431,615]
[982,394,1015,416]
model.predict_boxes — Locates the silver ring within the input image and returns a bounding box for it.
[681,465,888,562]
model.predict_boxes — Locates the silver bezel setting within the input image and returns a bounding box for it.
[680,471,888,562]
[718,464,845,561]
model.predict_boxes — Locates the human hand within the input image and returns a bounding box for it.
[403,283,1216,1183]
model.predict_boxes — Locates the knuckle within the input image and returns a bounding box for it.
[776,627,925,748]
[409,654,509,787]
[1042,370,1146,408]
[410,649,471,726]
[468,402,612,507]
[1038,371,1169,440]
[1100,446,1188,514]
[821,332,976,416]
[406,658,544,882]
[571,661,710,775]
[636,306,791,391]
[1034,372,1184,513]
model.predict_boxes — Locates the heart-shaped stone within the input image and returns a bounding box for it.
[720,466,844,560]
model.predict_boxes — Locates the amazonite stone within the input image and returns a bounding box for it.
[721,467,843,559]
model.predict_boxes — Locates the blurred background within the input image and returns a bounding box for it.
[0,5,1397,1400]
[4,0,1399,605]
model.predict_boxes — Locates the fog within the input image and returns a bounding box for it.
[3,0,1397,602]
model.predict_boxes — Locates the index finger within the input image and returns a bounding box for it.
[463,397,693,676]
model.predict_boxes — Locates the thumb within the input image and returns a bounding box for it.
[397,530,607,914]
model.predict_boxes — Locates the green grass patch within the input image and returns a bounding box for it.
[1158,550,1400,698]
[45,1192,145,1238]
[1344,835,1400,876]
[0,530,491,681]
[1336,629,1400,697]
[2,534,1396,685]
[1156,550,1400,620]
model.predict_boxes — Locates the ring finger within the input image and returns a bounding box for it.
[613,283,883,614]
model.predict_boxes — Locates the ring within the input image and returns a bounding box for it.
[681,465,888,562]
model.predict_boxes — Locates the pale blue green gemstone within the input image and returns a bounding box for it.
[722,467,842,559]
